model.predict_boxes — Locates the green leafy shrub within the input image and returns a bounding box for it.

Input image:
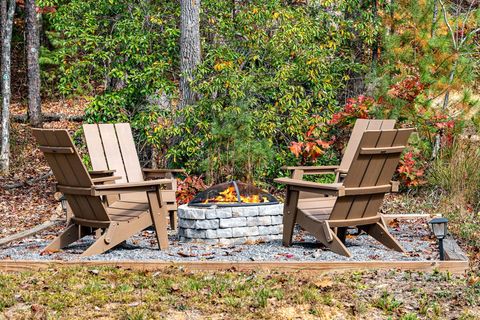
[162,0,376,183]
[40,0,380,183]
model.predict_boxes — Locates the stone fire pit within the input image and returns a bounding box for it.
[177,203,284,245]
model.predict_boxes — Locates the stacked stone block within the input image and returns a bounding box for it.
[177,204,284,245]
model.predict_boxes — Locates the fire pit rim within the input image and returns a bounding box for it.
[188,201,280,208]
[188,180,279,208]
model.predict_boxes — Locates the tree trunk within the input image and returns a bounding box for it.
[389,0,395,35]
[431,0,438,37]
[179,0,201,110]
[432,59,457,158]
[0,0,15,174]
[25,0,43,127]
[0,0,6,92]
[371,0,379,66]
[442,59,457,110]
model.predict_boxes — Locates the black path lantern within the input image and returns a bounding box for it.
[429,217,449,261]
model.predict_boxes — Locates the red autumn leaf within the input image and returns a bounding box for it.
[305,125,316,138]
[289,142,303,157]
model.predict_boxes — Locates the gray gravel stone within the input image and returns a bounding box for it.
[201,238,219,245]
[219,217,246,228]
[246,235,274,243]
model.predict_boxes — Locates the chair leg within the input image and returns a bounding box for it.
[81,224,125,256]
[282,210,296,246]
[81,216,152,256]
[282,189,299,246]
[81,231,112,256]
[43,223,82,252]
[305,224,352,257]
[361,221,405,253]
[147,190,169,250]
[169,210,177,231]
[326,232,352,258]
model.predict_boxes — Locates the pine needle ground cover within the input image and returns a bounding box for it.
[0,267,479,319]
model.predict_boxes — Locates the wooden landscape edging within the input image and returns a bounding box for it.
[382,213,439,221]
[0,259,469,274]
[0,220,63,248]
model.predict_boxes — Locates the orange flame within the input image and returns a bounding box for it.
[203,185,269,204]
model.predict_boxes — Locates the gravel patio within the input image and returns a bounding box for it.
[0,218,438,262]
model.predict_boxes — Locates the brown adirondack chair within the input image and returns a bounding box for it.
[83,123,184,230]
[275,128,414,257]
[284,119,396,182]
[32,128,171,256]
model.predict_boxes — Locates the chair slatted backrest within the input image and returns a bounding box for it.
[83,123,143,184]
[338,119,396,173]
[32,129,110,222]
[84,123,145,202]
[329,128,414,221]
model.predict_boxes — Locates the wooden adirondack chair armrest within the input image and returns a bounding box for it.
[390,180,400,192]
[143,168,186,173]
[91,176,122,184]
[282,165,339,174]
[92,179,173,196]
[274,177,344,196]
[88,170,116,178]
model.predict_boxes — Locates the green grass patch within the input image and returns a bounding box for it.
[0,267,478,319]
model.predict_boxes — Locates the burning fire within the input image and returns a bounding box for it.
[203,186,270,204]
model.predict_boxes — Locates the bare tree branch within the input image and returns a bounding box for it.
[439,0,458,50]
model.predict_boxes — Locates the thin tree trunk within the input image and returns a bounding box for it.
[431,0,438,37]
[0,0,6,94]
[25,0,43,127]
[442,59,457,110]
[0,0,15,174]
[371,0,379,66]
[389,0,395,35]
[433,59,457,158]
[179,0,201,110]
